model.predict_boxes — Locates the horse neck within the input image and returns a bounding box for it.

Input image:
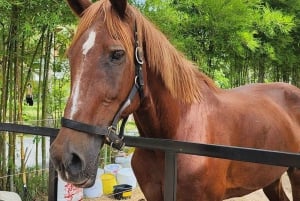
[133,73,179,139]
[133,69,217,139]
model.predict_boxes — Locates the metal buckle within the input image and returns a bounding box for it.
[106,126,117,142]
[110,139,125,150]
[106,126,125,150]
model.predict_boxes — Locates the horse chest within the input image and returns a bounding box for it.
[132,149,165,180]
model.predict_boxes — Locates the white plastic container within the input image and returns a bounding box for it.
[115,154,132,168]
[83,168,104,198]
[116,168,137,189]
[0,191,22,201]
[57,175,83,201]
[104,164,122,175]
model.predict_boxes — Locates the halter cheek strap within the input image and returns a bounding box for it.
[61,21,144,150]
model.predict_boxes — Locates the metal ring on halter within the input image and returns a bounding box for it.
[110,140,125,150]
[107,125,117,134]
[106,126,116,141]
[135,47,144,65]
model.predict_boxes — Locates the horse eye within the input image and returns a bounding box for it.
[110,50,125,62]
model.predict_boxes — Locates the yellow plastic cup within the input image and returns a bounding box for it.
[101,173,117,195]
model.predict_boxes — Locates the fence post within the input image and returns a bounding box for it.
[164,151,177,201]
[48,136,57,201]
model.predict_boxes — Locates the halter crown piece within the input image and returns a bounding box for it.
[61,21,144,150]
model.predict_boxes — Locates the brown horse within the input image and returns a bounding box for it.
[50,0,300,200]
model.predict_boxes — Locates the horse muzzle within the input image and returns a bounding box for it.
[50,128,103,188]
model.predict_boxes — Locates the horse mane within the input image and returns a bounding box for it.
[70,0,219,103]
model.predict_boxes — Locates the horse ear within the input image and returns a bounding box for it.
[66,0,92,17]
[110,0,127,18]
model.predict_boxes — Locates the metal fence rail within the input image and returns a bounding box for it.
[1,122,300,201]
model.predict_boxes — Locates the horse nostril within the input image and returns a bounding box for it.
[67,153,84,176]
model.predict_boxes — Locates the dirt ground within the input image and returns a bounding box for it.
[83,173,292,201]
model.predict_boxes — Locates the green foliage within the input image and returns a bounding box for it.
[257,6,294,37]
[213,69,230,89]
[139,0,300,86]
[237,31,260,52]
[14,168,48,201]
[138,0,182,40]
[22,104,38,122]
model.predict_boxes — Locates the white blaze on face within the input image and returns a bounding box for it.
[82,31,96,55]
[69,30,96,118]
[69,78,81,119]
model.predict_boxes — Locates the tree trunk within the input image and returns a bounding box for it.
[6,3,20,191]
[41,29,53,184]
[257,56,265,83]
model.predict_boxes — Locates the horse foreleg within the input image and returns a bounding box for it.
[288,167,300,201]
[131,149,164,201]
[262,177,289,201]
[137,180,163,201]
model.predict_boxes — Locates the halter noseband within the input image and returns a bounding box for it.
[61,22,144,150]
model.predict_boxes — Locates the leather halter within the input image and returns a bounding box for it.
[61,22,144,150]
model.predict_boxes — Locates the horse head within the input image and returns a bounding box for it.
[50,0,143,187]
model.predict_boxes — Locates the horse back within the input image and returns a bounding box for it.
[233,82,300,125]
[209,82,300,150]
